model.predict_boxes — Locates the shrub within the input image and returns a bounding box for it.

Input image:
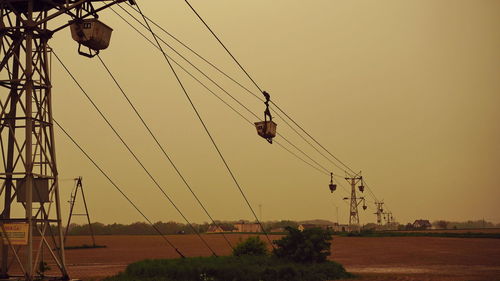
[273,226,333,263]
[232,236,268,256]
[103,255,351,281]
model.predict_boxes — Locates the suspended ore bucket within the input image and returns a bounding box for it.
[70,19,113,50]
[254,121,277,139]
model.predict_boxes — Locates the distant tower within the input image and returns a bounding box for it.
[343,173,366,226]
[374,201,384,225]
[0,1,129,279]
[64,177,96,247]
[383,211,394,224]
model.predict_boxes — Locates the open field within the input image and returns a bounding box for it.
[395,228,500,234]
[6,233,500,280]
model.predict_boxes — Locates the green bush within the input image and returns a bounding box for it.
[232,236,268,256]
[273,226,333,263]
[103,255,351,281]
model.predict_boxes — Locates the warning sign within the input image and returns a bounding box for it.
[0,223,28,245]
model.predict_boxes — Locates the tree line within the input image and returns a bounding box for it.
[65,220,300,236]
[64,219,499,236]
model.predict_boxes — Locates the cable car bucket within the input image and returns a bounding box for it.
[255,91,277,143]
[329,172,337,193]
[70,18,113,58]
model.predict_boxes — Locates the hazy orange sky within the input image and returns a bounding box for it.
[6,0,498,225]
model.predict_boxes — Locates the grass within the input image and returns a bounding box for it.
[103,255,352,281]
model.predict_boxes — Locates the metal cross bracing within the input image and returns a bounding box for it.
[0,1,129,280]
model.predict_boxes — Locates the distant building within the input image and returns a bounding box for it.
[413,219,432,229]
[331,223,351,232]
[233,222,262,233]
[298,224,332,231]
[206,225,234,233]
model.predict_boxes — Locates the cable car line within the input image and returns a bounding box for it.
[120,2,353,173]
[117,2,385,216]
[111,7,342,178]
[119,2,387,216]
[182,0,350,171]
[110,8,332,181]
[52,119,185,258]
[110,6,357,211]
[111,4,337,176]
[53,51,218,257]
[181,0,390,211]
[132,0,276,249]
[96,54,234,250]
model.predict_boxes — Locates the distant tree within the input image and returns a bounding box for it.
[405,223,414,230]
[362,223,378,231]
[232,236,268,257]
[273,226,333,263]
[434,220,449,229]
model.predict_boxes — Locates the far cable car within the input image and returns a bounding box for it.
[329,172,337,193]
[70,18,113,58]
[358,178,365,192]
[254,91,277,143]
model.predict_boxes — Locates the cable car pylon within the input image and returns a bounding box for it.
[374,201,384,226]
[343,172,367,229]
[0,1,133,280]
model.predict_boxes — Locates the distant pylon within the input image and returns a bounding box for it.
[374,201,384,225]
[64,177,96,247]
[383,211,394,224]
[343,172,367,226]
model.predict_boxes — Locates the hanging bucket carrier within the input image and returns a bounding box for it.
[329,172,337,193]
[254,91,277,143]
[70,18,113,58]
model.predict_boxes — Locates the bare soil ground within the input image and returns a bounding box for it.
[6,234,500,281]
[397,228,500,234]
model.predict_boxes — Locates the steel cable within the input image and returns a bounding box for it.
[133,0,276,248]
[53,51,218,257]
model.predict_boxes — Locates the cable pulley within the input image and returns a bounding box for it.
[254,91,277,143]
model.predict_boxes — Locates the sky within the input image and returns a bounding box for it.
[3,0,500,225]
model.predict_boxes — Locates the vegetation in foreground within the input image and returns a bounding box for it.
[104,227,352,281]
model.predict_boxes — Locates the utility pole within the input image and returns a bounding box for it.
[64,177,96,247]
[343,172,366,227]
[0,1,131,280]
[374,201,384,225]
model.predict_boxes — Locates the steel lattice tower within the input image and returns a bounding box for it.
[374,201,384,225]
[343,173,365,227]
[0,1,128,280]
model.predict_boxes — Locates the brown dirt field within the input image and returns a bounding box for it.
[397,228,500,234]
[5,234,500,281]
